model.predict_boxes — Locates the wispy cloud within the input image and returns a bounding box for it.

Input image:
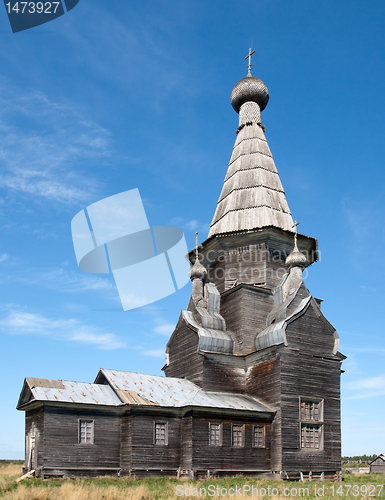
[185,220,198,231]
[170,217,210,236]
[154,323,175,336]
[29,268,115,294]
[1,266,116,295]
[0,308,125,350]
[0,84,112,206]
[344,375,385,400]
[142,349,165,358]
[0,253,9,263]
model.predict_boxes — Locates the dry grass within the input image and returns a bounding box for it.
[0,470,384,500]
[1,482,150,500]
[0,465,22,479]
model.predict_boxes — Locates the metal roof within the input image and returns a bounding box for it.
[19,371,274,414]
[23,377,122,407]
[255,296,311,352]
[99,369,273,413]
[183,310,233,354]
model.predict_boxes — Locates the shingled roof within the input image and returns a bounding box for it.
[209,73,293,237]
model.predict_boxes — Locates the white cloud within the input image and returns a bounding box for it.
[154,323,175,336]
[185,220,198,231]
[0,253,9,262]
[0,309,125,350]
[142,349,165,358]
[0,83,113,206]
[7,267,115,294]
[344,375,385,400]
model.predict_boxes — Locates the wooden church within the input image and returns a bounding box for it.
[17,58,345,480]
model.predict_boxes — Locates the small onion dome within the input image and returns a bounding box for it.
[285,244,307,269]
[230,75,269,114]
[188,257,207,281]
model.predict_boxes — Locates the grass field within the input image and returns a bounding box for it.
[1,463,384,499]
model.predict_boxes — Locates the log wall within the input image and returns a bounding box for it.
[191,416,271,472]
[280,350,342,472]
[42,406,121,470]
[164,318,203,386]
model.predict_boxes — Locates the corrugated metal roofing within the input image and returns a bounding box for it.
[100,369,273,413]
[25,378,122,406]
[21,371,274,413]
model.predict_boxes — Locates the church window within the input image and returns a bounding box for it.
[209,422,222,446]
[253,425,265,448]
[300,398,323,449]
[79,420,94,444]
[232,424,244,447]
[301,424,322,449]
[300,399,323,421]
[154,422,168,445]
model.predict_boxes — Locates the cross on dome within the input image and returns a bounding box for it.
[245,48,255,76]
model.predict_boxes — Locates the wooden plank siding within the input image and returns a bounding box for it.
[191,417,271,474]
[120,413,131,474]
[202,356,246,393]
[370,465,385,473]
[127,411,181,477]
[280,350,342,472]
[180,415,193,471]
[25,407,44,472]
[246,354,282,471]
[221,285,274,355]
[285,302,337,356]
[42,406,121,474]
[164,318,203,386]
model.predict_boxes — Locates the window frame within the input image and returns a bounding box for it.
[300,423,323,450]
[253,425,266,448]
[153,421,168,446]
[78,419,94,445]
[299,397,324,450]
[231,423,245,448]
[209,422,223,446]
[299,398,323,422]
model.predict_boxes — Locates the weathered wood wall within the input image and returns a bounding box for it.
[246,353,282,471]
[164,317,203,386]
[42,406,121,471]
[191,416,271,473]
[280,350,342,473]
[120,413,131,473]
[202,355,246,393]
[221,285,274,355]
[370,464,385,473]
[25,407,44,471]
[285,302,337,356]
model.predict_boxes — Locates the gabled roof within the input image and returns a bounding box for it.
[96,368,274,413]
[18,370,275,415]
[17,377,122,409]
[209,123,293,237]
[369,454,385,465]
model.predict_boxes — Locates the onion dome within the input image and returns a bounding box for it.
[286,235,307,269]
[230,75,269,114]
[189,232,207,281]
[189,257,207,281]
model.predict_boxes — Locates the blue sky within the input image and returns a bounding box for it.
[0,0,384,459]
